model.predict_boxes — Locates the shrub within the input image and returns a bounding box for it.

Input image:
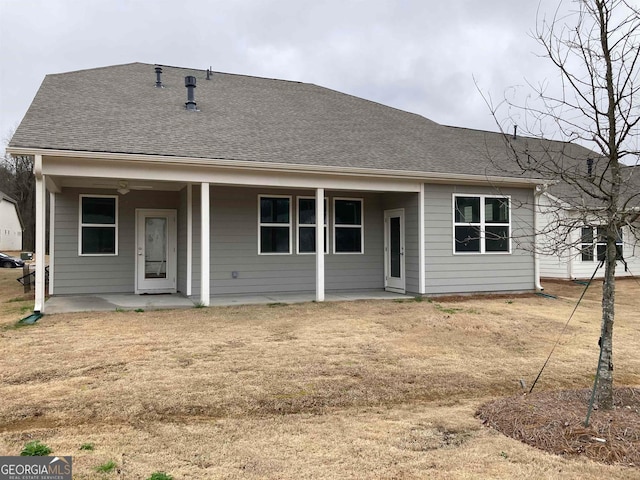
[20,440,52,456]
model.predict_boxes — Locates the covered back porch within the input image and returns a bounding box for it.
[32,151,427,313]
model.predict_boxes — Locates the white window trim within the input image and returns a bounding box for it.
[333,197,364,255]
[258,194,292,255]
[452,194,511,255]
[579,225,624,262]
[78,194,118,256]
[296,196,328,255]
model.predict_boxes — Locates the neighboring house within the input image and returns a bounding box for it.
[538,164,640,280]
[8,63,586,312]
[0,190,23,251]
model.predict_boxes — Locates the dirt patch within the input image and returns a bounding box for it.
[397,423,473,451]
[477,388,640,467]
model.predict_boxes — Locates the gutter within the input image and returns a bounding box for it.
[6,147,547,188]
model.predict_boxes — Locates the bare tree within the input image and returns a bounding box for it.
[485,0,639,410]
[0,151,35,251]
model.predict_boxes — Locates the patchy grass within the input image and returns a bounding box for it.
[95,459,117,473]
[20,440,52,456]
[147,472,174,480]
[0,268,638,478]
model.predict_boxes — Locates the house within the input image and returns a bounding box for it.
[0,190,23,251]
[8,62,559,313]
[537,163,640,280]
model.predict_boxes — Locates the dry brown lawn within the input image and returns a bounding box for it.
[0,267,639,479]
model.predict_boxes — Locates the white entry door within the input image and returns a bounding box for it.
[135,209,177,294]
[384,209,405,293]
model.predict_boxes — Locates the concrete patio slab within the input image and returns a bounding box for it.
[43,290,410,314]
[45,293,195,314]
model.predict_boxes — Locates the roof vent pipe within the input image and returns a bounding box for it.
[206,67,211,80]
[185,76,197,111]
[513,125,517,139]
[155,66,163,88]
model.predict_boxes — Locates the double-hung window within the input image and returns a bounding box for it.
[581,226,623,261]
[259,195,291,254]
[334,198,363,254]
[79,195,118,255]
[453,195,510,253]
[297,197,328,254]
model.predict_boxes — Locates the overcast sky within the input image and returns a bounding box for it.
[1,0,636,163]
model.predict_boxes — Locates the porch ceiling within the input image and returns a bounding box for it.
[50,175,186,192]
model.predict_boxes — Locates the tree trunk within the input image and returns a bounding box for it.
[596,234,616,409]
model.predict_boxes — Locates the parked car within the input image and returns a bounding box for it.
[0,252,25,268]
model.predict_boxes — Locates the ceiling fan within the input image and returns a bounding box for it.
[92,180,154,195]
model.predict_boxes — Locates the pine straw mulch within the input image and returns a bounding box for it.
[476,388,640,468]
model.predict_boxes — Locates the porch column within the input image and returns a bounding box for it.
[200,183,210,306]
[34,156,46,313]
[418,183,426,294]
[316,187,325,302]
[186,184,193,296]
[48,192,55,296]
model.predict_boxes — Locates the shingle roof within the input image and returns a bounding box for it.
[11,62,592,180]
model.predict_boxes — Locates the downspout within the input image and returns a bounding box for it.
[533,185,545,292]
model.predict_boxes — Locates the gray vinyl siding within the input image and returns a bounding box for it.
[177,187,188,293]
[326,192,383,291]
[382,192,420,294]
[196,187,383,296]
[52,188,179,295]
[423,184,535,294]
[52,182,537,298]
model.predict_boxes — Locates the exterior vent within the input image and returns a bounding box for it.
[155,66,163,88]
[206,67,212,80]
[185,76,197,111]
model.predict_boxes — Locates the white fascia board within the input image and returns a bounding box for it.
[7,147,546,188]
[40,155,422,192]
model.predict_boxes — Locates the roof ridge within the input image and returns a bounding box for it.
[45,62,145,77]
[154,63,305,85]
[443,124,600,151]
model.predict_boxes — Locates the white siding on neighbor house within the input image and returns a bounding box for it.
[565,224,640,280]
[537,193,572,279]
[186,186,385,297]
[0,199,22,251]
[537,195,640,280]
[383,192,420,294]
[52,188,180,295]
[423,184,536,294]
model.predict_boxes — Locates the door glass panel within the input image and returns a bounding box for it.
[145,217,167,279]
[390,217,401,278]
